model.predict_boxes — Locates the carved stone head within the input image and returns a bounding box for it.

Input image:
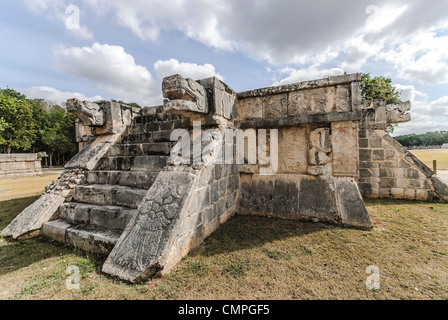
[67,98,105,127]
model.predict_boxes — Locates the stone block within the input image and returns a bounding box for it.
[60,203,90,224]
[407,168,420,179]
[372,150,385,161]
[262,94,288,118]
[238,97,263,120]
[379,169,392,178]
[396,178,410,189]
[358,182,379,197]
[273,175,299,214]
[278,126,308,174]
[379,178,395,188]
[310,128,331,152]
[335,177,373,229]
[307,163,333,176]
[359,139,369,149]
[209,181,219,203]
[391,188,404,199]
[332,121,358,176]
[298,177,337,220]
[336,85,351,112]
[410,180,421,188]
[360,169,374,178]
[248,176,275,215]
[1,194,66,239]
[238,174,253,212]
[288,87,336,116]
[359,161,378,169]
[103,171,197,282]
[385,149,396,160]
[403,189,416,200]
[379,188,391,197]
[42,220,71,243]
[308,148,332,166]
[370,137,383,148]
[416,190,428,201]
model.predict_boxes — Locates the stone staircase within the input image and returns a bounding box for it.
[42,107,189,253]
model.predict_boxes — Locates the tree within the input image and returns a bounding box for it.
[0,88,78,165]
[0,93,37,153]
[0,87,26,100]
[361,73,402,104]
[361,73,403,133]
[41,106,77,166]
[395,131,448,147]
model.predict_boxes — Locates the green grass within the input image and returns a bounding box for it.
[1,197,448,300]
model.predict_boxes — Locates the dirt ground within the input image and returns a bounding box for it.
[436,169,448,184]
[0,174,60,201]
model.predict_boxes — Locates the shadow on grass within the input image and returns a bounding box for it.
[0,196,39,231]
[0,196,107,278]
[192,214,335,258]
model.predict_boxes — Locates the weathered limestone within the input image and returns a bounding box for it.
[4,72,448,284]
[67,99,105,127]
[1,168,85,239]
[1,102,139,240]
[358,101,448,201]
[235,74,372,230]
[0,153,46,178]
[103,78,240,281]
[163,75,209,116]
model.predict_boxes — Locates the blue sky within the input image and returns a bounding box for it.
[1,0,448,136]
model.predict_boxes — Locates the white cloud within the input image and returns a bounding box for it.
[272,67,345,86]
[21,0,448,87]
[22,0,95,41]
[79,0,448,68]
[394,84,427,103]
[19,86,104,106]
[378,31,448,84]
[154,59,224,81]
[364,4,408,34]
[53,43,160,105]
[69,25,95,41]
[22,0,65,12]
[394,121,448,136]
[394,93,448,135]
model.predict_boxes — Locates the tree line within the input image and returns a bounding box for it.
[0,88,77,166]
[0,88,144,166]
[394,132,448,148]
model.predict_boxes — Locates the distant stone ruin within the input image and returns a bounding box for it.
[3,73,448,282]
[0,153,46,178]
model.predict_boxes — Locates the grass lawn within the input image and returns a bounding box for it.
[410,149,448,170]
[1,194,447,300]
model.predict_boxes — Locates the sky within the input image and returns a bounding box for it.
[1,0,448,136]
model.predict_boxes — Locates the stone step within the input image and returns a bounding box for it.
[109,143,175,157]
[74,184,147,208]
[120,131,173,144]
[42,219,121,254]
[133,113,181,124]
[86,170,160,189]
[140,105,164,116]
[59,202,135,231]
[126,119,190,134]
[97,155,169,171]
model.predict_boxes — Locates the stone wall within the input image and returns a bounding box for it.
[0,153,44,177]
[358,128,444,201]
[236,74,373,229]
